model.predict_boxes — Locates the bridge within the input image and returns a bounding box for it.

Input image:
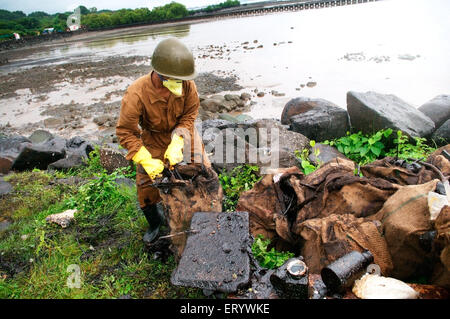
[191,0,381,20]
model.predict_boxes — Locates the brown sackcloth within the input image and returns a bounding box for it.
[427,144,450,177]
[369,179,440,280]
[431,205,450,288]
[157,164,223,259]
[236,166,303,251]
[291,158,400,230]
[296,213,393,275]
[361,157,437,186]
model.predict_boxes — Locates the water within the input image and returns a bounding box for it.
[3,0,450,120]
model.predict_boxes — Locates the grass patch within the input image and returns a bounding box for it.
[0,151,202,299]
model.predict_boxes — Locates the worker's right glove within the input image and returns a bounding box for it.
[132,146,164,180]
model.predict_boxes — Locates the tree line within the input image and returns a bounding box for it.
[0,1,241,40]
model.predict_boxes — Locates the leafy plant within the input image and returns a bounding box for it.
[67,169,128,213]
[295,140,321,175]
[251,235,294,269]
[386,130,436,161]
[218,164,261,212]
[323,129,393,165]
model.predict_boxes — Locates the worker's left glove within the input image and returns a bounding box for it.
[164,133,184,166]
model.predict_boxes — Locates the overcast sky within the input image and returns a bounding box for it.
[0,0,244,14]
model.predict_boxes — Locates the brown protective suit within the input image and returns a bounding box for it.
[116,71,210,208]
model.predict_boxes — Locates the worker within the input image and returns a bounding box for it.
[116,38,210,244]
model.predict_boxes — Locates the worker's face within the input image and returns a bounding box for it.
[157,73,183,96]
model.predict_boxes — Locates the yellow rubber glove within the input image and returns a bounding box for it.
[132,146,164,179]
[164,133,184,166]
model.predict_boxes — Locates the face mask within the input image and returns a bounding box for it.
[158,74,183,96]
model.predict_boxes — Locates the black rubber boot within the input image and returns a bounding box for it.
[141,203,164,244]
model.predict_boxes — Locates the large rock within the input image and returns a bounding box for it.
[65,136,94,158]
[0,178,13,196]
[289,99,350,142]
[99,145,131,174]
[308,143,349,165]
[11,137,66,171]
[281,97,322,125]
[347,91,435,138]
[418,95,450,129]
[201,97,225,113]
[0,135,31,173]
[28,130,54,144]
[432,119,450,147]
[200,118,309,172]
[48,154,85,171]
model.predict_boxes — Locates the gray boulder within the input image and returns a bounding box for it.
[347,91,435,138]
[418,95,450,129]
[0,178,13,196]
[200,98,222,113]
[281,97,323,125]
[28,130,54,144]
[201,118,309,172]
[432,119,450,147]
[66,136,94,158]
[308,143,349,165]
[289,99,350,142]
[0,135,31,174]
[48,154,85,171]
[99,146,131,174]
[12,137,66,171]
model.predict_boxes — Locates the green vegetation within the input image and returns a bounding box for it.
[202,0,241,13]
[0,1,241,39]
[323,129,436,165]
[251,235,294,269]
[218,164,261,212]
[295,140,321,175]
[385,130,436,161]
[0,149,202,299]
[81,3,189,30]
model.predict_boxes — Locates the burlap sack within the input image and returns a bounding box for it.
[361,157,436,186]
[291,158,400,228]
[296,214,393,275]
[236,166,303,251]
[158,165,223,259]
[427,144,450,177]
[431,205,450,288]
[370,179,440,279]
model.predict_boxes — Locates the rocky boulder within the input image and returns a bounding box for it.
[28,130,54,144]
[281,97,322,125]
[347,91,435,138]
[65,136,94,158]
[0,135,31,174]
[48,154,85,171]
[11,137,66,171]
[99,145,131,174]
[418,95,450,129]
[308,143,349,166]
[288,99,350,142]
[199,118,309,172]
[432,119,450,147]
[0,177,13,196]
